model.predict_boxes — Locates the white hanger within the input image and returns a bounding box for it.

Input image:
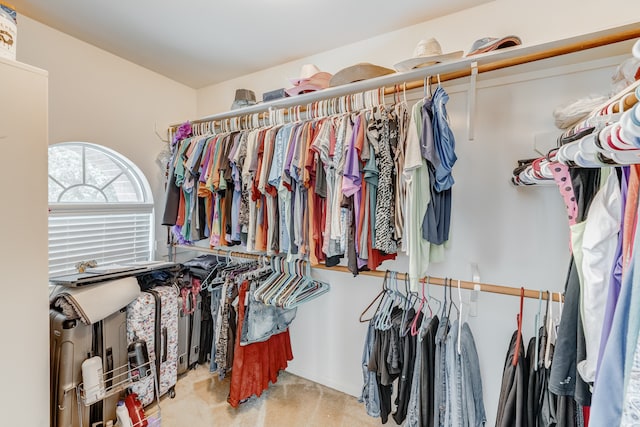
[534,290,543,371]
[457,279,463,355]
[544,291,554,369]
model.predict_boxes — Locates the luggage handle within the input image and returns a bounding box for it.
[162,327,168,363]
[58,386,75,410]
[105,347,114,388]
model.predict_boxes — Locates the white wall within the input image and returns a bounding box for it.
[13,16,196,427]
[0,58,48,427]
[196,0,640,116]
[191,1,640,425]
[17,16,198,261]
[284,54,628,425]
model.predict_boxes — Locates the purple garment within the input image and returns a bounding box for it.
[227,133,240,164]
[342,116,362,197]
[596,166,630,378]
[199,137,214,184]
[341,116,367,268]
[230,162,242,241]
[282,124,300,190]
[596,166,629,378]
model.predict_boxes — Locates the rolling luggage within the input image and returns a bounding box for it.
[189,291,202,367]
[185,264,217,365]
[50,307,128,427]
[127,285,178,405]
[177,277,203,375]
[177,289,190,375]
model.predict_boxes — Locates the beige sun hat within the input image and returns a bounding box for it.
[329,63,395,87]
[394,38,463,72]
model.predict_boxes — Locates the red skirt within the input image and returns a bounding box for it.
[227,280,293,407]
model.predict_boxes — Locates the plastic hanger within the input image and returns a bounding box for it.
[284,259,330,309]
[534,290,543,371]
[445,278,459,325]
[362,273,388,323]
[512,287,525,367]
[376,271,399,331]
[253,256,283,301]
[263,259,296,305]
[410,277,428,336]
[457,279,463,355]
[400,274,415,337]
[544,290,554,368]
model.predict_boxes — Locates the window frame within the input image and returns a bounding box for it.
[48,142,155,277]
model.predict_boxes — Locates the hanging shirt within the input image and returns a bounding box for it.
[271,124,295,254]
[403,100,432,291]
[431,85,457,192]
[495,330,527,427]
[374,106,398,254]
[578,171,621,384]
[393,102,409,248]
[597,167,629,376]
[243,129,260,252]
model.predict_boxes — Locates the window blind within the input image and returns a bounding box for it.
[48,209,153,276]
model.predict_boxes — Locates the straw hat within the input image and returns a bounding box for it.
[329,63,395,87]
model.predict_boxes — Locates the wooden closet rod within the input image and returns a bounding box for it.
[170,23,640,131]
[395,25,640,94]
[174,245,563,302]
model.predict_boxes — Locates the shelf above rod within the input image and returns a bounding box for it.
[170,22,640,130]
[174,245,563,302]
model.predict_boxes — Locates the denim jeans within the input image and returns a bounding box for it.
[358,321,381,418]
[444,320,487,427]
[404,332,423,427]
[209,287,222,373]
[434,315,449,427]
[239,281,296,345]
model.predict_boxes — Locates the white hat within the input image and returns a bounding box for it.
[393,38,463,72]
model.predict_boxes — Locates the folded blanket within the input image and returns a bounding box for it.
[51,277,140,324]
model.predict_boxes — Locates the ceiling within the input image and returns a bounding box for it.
[11,0,490,89]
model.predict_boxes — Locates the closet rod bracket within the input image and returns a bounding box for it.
[467,61,479,141]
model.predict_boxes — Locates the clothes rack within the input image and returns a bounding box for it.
[169,23,640,132]
[173,244,563,302]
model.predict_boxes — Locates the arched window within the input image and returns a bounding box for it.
[48,142,154,276]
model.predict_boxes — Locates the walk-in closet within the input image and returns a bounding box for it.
[4,1,640,426]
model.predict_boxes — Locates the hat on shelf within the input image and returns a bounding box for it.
[329,63,395,87]
[285,64,332,96]
[230,89,257,110]
[263,88,289,102]
[466,35,522,56]
[393,38,463,72]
